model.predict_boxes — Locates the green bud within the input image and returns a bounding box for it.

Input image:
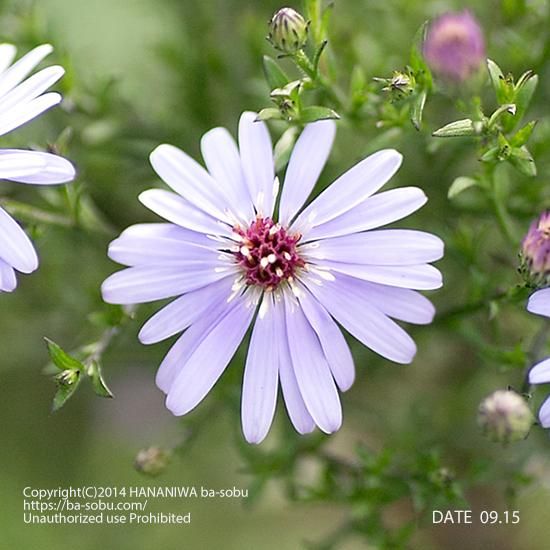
[268,8,309,54]
[478,390,533,444]
[134,446,172,477]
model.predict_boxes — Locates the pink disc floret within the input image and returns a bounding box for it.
[234,217,305,290]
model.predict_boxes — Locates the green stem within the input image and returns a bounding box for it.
[435,285,529,324]
[435,289,508,324]
[486,166,518,247]
[85,326,119,366]
[0,197,116,237]
[293,49,346,109]
[0,199,74,228]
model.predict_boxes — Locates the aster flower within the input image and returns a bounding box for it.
[526,288,550,427]
[102,112,443,443]
[423,10,485,83]
[0,44,75,292]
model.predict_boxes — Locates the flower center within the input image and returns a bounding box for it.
[233,217,304,290]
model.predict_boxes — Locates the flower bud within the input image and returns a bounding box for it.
[134,446,172,477]
[520,211,550,287]
[268,7,309,54]
[423,11,485,82]
[376,71,416,101]
[478,390,533,444]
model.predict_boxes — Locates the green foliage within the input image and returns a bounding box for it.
[45,337,114,411]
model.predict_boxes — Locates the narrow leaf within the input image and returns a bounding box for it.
[480,146,500,163]
[300,106,340,123]
[52,372,82,412]
[262,55,289,89]
[256,108,284,122]
[487,59,508,104]
[508,146,537,177]
[448,177,478,199]
[433,118,476,138]
[44,338,84,371]
[88,361,114,398]
[410,88,427,130]
[514,74,538,125]
[510,120,537,147]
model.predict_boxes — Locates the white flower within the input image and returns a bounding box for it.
[0,44,75,292]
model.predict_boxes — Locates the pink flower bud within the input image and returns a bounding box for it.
[521,212,550,287]
[423,11,486,82]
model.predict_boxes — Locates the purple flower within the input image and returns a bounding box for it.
[423,11,485,82]
[0,44,75,292]
[102,112,444,443]
[521,211,550,287]
[526,289,550,427]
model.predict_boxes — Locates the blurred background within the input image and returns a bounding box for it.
[2,0,550,548]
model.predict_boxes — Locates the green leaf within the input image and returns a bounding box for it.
[350,65,366,95]
[88,361,114,399]
[52,371,82,412]
[487,59,508,104]
[349,65,367,108]
[271,79,302,99]
[502,0,528,19]
[305,0,322,44]
[312,40,327,73]
[432,119,476,138]
[488,300,499,321]
[88,304,129,328]
[487,103,516,129]
[44,337,84,371]
[448,177,478,199]
[410,88,427,131]
[409,22,432,87]
[320,2,333,41]
[508,146,537,176]
[497,132,512,159]
[480,146,500,163]
[256,108,284,122]
[510,120,537,147]
[300,106,340,123]
[513,73,538,127]
[262,55,289,90]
